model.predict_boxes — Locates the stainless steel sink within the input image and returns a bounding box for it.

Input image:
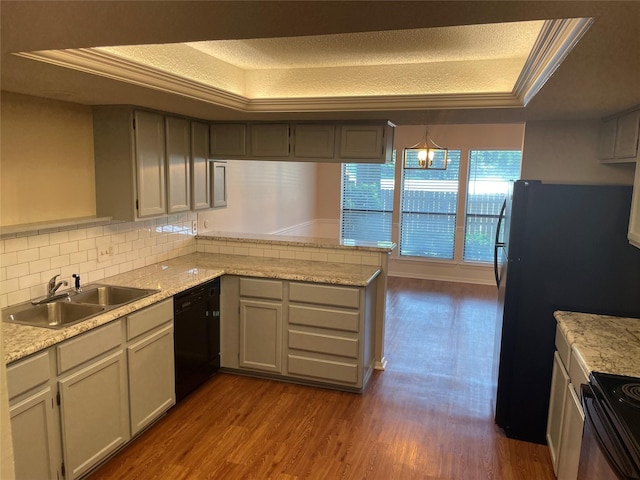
[2,284,160,330]
[69,285,158,306]
[4,302,105,329]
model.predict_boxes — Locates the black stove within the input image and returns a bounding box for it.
[588,372,640,477]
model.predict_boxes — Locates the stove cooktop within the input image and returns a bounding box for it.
[591,372,640,467]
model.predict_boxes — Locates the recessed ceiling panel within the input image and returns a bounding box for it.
[14,18,592,112]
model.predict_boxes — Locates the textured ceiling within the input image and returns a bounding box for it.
[184,22,544,68]
[93,21,543,99]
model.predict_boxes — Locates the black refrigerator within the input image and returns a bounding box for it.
[493,180,640,444]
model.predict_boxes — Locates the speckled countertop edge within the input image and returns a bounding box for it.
[554,310,640,378]
[4,252,381,364]
[196,231,397,253]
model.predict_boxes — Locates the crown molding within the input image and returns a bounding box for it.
[513,17,593,107]
[15,18,591,113]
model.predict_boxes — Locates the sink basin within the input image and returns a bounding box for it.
[4,302,105,329]
[69,285,158,306]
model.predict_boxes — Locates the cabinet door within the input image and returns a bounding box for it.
[614,110,640,159]
[293,124,335,159]
[212,161,227,208]
[128,324,175,436]
[598,118,617,160]
[629,161,640,248]
[135,111,166,218]
[191,121,211,210]
[210,123,246,157]
[547,352,570,473]
[59,350,129,480]
[250,124,290,157]
[165,116,191,213]
[10,388,60,480]
[239,299,282,373]
[339,125,384,159]
[556,383,584,480]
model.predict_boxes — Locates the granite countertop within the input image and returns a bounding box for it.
[3,252,381,364]
[554,310,640,378]
[197,231,397,253]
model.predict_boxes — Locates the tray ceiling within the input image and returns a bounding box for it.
[14,18,592,113]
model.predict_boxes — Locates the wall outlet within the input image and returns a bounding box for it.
[97,244,115,262]
[192,220,198,235]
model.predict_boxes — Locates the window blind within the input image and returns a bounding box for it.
[463,150,522,262]
[400,150,461,259]
[340,159,395,242]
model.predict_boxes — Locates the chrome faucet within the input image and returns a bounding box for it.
[48,274,68,297]
[32,275,70,305]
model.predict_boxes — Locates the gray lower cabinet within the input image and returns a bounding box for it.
[126,299,175,436]
[58,350,129,480]
[223,276,377,391]
[6,299,176,480]
[547,351,570,472]
[286,282,376,389]
[7,350,60,480]
[546,326,586,480]
[238,278,284,374]
[56,320,129,480]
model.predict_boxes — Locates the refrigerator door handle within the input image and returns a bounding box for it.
[494,199,507,288]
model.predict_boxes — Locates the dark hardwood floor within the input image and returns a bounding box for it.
[89,277,555,480]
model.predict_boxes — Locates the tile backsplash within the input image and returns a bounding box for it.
[0,213,197,308]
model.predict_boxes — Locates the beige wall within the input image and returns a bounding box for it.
[198,160,318,235]
[0,93,96,226]
[521,119,635,184]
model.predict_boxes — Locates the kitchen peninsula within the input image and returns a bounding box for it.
[4,232,394,479]
[4,230,395,366]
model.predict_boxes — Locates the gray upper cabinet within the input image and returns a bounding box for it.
[339,124,384,159]
[94,107,166,221]
[95,107,217,220]
[598,106,640,163]
[210,123,246,157]
[165,116,191,214]
[209,120,395,163]
[135,111,167,218]
[250,123,290,158]
[629,160,640,248]
[191,121,211,210]
[293,124,336,159]
[212,161,227,208]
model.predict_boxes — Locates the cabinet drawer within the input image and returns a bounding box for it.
[57,320,122,374]
[7,351,51,400]
[555,326,571,371]
[127,299,173,341]
[288,354,358,384]
[289,329,359,358]
[569,347,589,396]
[289,304,359,332]
[239,278,283,300]
[289,283,359,308]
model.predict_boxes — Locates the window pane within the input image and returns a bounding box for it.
[463,150,521,262]
[400,151,461,259]
[341,159,395,242]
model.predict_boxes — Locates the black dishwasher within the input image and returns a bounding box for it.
[173,278,220,402]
